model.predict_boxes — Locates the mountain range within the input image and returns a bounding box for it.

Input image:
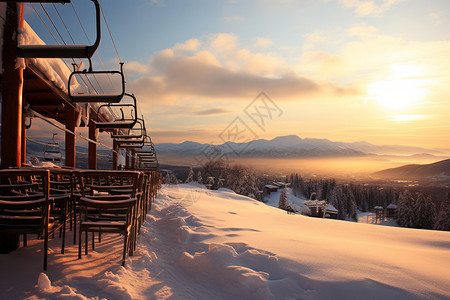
[154,135,450,159]
[373,159,450,180]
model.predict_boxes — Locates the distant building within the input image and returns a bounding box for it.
[273,182,290,188]
[325,204,338,219]
[264,184,279,195]
[304,200,339,219]
[386,203,397,219]
[374,206,384,221]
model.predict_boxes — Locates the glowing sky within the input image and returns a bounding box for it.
[24,0,450,148]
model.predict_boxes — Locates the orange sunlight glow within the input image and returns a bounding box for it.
[367,64,429,111]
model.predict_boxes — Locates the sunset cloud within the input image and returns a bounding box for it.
[193,108,232,116]
[133,33,358,110]
[254,37,274,48]
[339,0,406,16]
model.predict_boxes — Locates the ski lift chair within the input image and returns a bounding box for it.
[12,0,101,61]
[95,93,138,130]
[44,133,62,163]
[111,117,146,140]
[69,63,126,103]
[117,134,151,149]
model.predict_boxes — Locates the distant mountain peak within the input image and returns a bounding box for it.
[271,135,302,143]
[153,134,448,159]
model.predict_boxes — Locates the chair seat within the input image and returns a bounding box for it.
[18,44,90,58]
[81,221,126,227]
[71,93,124,103]
[95,121,136,129]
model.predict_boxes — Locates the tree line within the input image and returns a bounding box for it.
[164,164,449,231]
[289,173,449,230]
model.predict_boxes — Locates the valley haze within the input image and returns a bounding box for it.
[155,135,450,176]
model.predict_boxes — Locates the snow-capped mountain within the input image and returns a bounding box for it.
[154,135,447,158]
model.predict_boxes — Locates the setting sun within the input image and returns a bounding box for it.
[367,65,429,110]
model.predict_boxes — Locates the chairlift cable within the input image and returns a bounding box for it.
[70,2,117,94]
[40,3,65,45]
[51,3,103,94]
[51,4,75,44]
[99,1,134,95]
[28,110,118,154]
[29,4,98,94]
[38,3,102,95]
[30,4,60,45]
[42,3,103,94]
[26,137,112,158]
[78,134,118,154]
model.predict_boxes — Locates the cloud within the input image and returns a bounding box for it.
[210,33,238,54]
[134,55,353,104]
[347,25,378,37]
[254,37,274,48]
[193,108,233,116]
[339,0,406,16]
[173,39,202,52]
[224,15,245,23]
[428,13,442,25]
[299,24,450,85]
[132,33,357,109]
[126,61,149,74]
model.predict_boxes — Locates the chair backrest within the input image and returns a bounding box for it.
[79,197,137,225]
[0,169,50,229]
[75,170,141,198]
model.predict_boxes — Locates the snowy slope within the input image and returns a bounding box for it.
[0,184,449,299]
[264,187,310,214]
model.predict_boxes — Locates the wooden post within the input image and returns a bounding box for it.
[112,139,118,170]
[21,99,27,165]
[65,106,76,168]
[1,3,23,169]
[125,150,130,169]
[131,149,136,170]
[0,3,23,253]
[88,119,97,169]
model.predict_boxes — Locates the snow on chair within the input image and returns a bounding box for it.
[13,0,101,61]
[95,93,138,130]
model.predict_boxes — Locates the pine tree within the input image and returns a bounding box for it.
[278,188,288,210]
[396,190,415,227]
[185,166,194,183]
[197,171,203,184]
[434,197,450,231]
[413,194,435,229]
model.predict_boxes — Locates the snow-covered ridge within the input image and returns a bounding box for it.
[1,183,448,299]
[155,135,449,158]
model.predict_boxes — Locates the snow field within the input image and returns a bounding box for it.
[0,183,449,299]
